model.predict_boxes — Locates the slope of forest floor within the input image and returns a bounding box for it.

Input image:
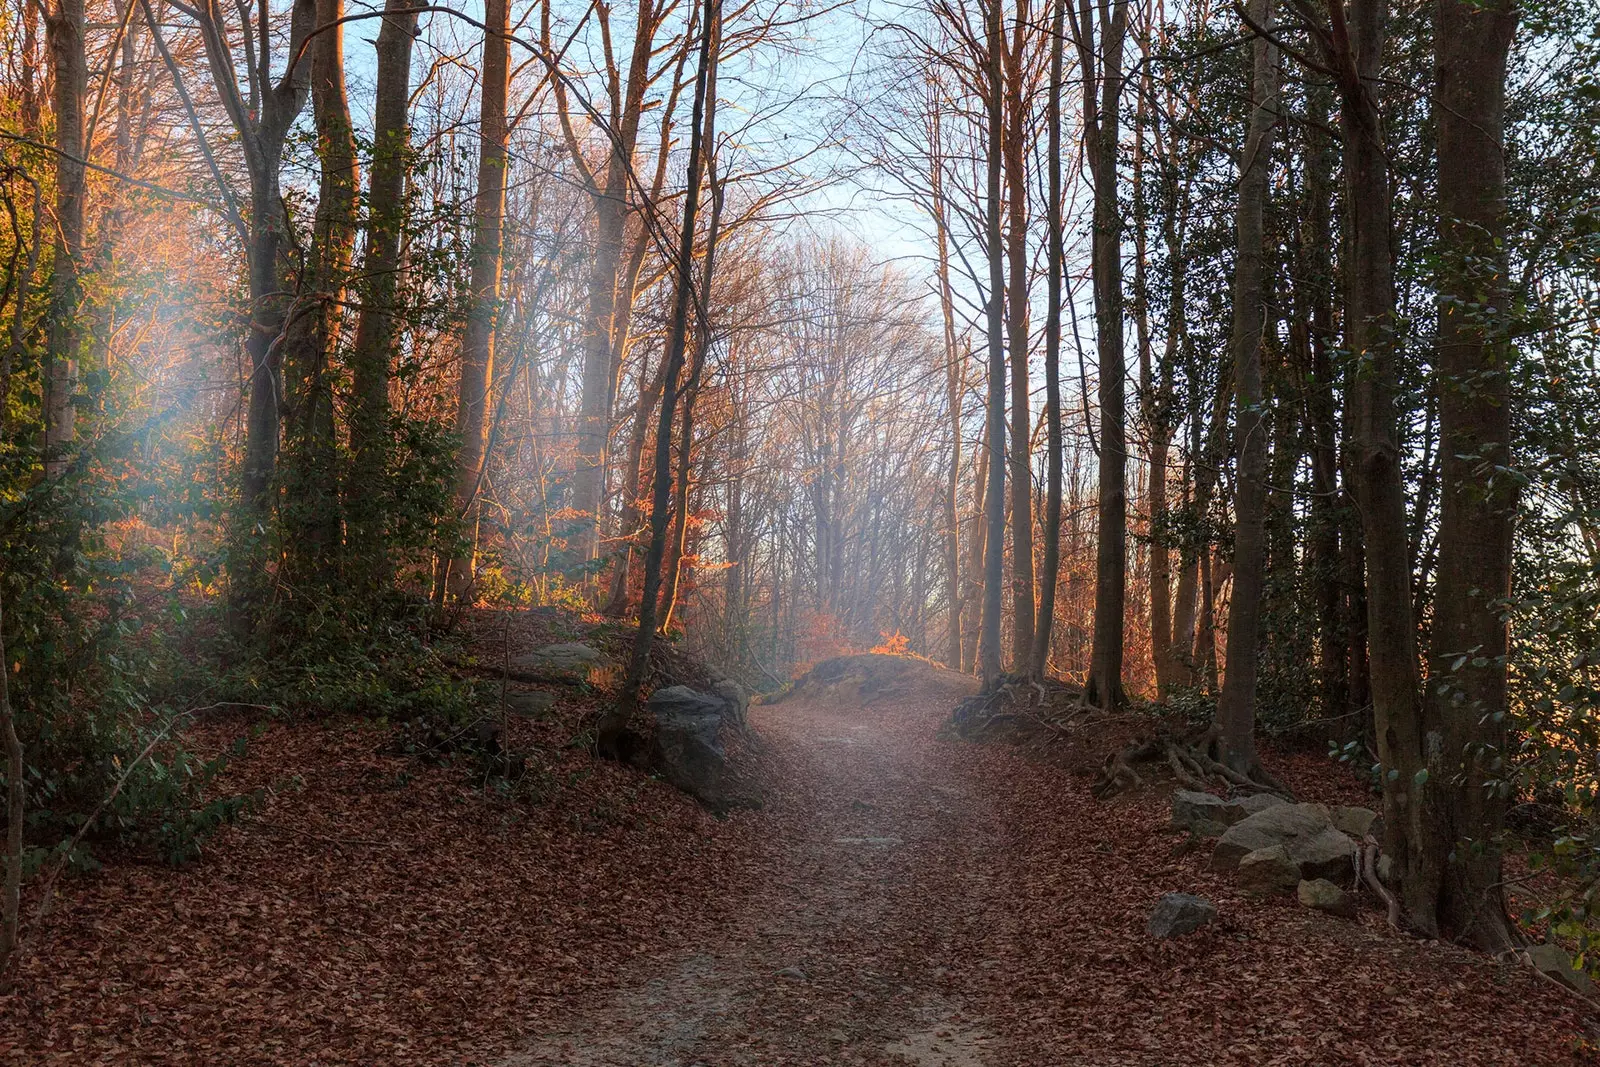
[0,621,1592,1064]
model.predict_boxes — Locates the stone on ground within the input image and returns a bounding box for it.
[1147,892,1218,938]
[1212,803,1356,881]
[1526,943,1594,994]
[1237,845,1302,897]
[1297,878,1357,919]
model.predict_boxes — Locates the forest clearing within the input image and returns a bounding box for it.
[2,0,1600,1061]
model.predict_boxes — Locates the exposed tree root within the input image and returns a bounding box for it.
[1360,835,1403,930]
[1092,725,1292,801]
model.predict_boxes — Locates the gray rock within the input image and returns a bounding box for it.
[712,679,750,727]
[1330,805,1379,839]
[1237,845,1302,897]
[649,685,734,809]
[510,642,607,682]
[1172,790,1287,835]
[1527,943,1594,994]
[1376,853,1395,885]
[1297,878,1358,919]
[1212,803,1357,882]
[505,690,557,718]
[1147,892,1218,939]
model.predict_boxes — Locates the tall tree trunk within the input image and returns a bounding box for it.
[607,0,720,743]
[1419,0,1518,950]
[976,0,1008,688]
[930,95,964,671]
[443,0,510,603]
[44,0,87,479]
[346,0,421,593]
[282,0,358,588]
[218,0,317,625]
[1004,0,1035,675]
[569,1,662,568]
[1079,0,1129,709]
[660,165,726,633]
[1215,0,1280,774]
[1032,0,1065,677]
[1320,0,1426,924]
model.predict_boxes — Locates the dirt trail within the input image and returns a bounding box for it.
[509,667,1002,1065]
[508,665,1592,1067]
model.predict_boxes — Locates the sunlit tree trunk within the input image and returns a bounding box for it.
[283,0,358,587]
[976,0,1008,688]
[1076,0,1129,709]
[443,0,511,603]
[608,0,720,744]
[44,0,87,479]
[347,0,421,593]
[1032,0,1065,678]
[1004,0,1035,675]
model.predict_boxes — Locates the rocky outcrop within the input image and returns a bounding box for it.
[1330,805,1379,839]
[509,642,608,683]
[1212,803,1356,882]
[1147,893,1217,938]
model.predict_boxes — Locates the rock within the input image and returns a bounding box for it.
[1146,892,1218,938]
[649,685,735,809]
[1171,790,1287,836]
[504,690,557,718]
[711,679,750,727]
[1330,805,1379,839]
[510,642,607,682]
[1237,845,1302,897]
[1212,803,1357,881]
[1297,878,1358,918]
[1527,943,1594,994]
[774,965,809,980]
[1377,853,1395,885]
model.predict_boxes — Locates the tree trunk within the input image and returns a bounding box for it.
[1215,0,1280,774]
[443,0,510,603]
[1004,0,1035,675]
[930,97,964,671]
[1419,0,1518,950]
[1032,0,1065,678]
[1080,0,1130,709]
[976,0,1008,688]
[570,1,662,567]
[346,0,420,593]
[44,0,87,479]
[607,0,720,743]
[1321,0,1427,926]
[282,0,358,588]
[660,169,726,633]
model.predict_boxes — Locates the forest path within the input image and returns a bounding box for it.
[505,668,1589,1067]
[507,669,1008,1066]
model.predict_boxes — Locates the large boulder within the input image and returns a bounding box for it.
[1212,803,1356,882]
[1237,845,1302,897]
[1171,790,1287,837]
[1297,878,1357,919]
[649,685,736,810]
[1147,893,1217,939]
